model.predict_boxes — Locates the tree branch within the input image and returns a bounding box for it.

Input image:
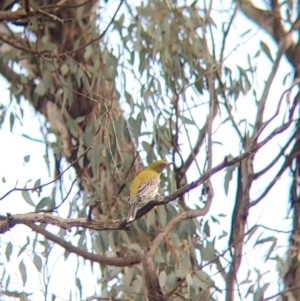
[254,37,287,136]
[0,212,129,234]
[27,223,140,267]
[1,101,297,235]
[142,181,214,301]
[0,147,92,201]
[237,0,298,67]
[148,181,213,259]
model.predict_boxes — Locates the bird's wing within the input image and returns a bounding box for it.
[137,178,160,200]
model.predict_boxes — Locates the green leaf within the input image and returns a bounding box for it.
[254,283,269,301]
[127,243,142,252]
[218,230,227,240]
[23,155,30,163]
[35,81,47,96]
[146,209,155,231]
[5,242,12,260]
[195,270,213,290]
[255,236,276,246]
[76,278,82,299]
[186,273,193,286]
[60,64,69,76]
[224,163,237,196]
[122,267,134,285]
[84,46,93,59]
[171,232,181,247]
[241,28,252,37]
[211,215,220,224]
[9,112,14,132]
[181,115,195,125]
[5,275,10,290]
[108,267,123,280]
[192,275,202,295]
[158,204,167,227]
[28,17,39,32]
[33,254,42,272]
[240,271,251,285]
[260,40,273,61]
[75,116,86,123]
[66,117,79,138]
[64,250,70,260]
[19,261,27,285]
[265,240,276,261]
[22,190,35,206]
[203,220,210,237]
[154,248,165,263]
[21,134,43,143]
[166,270,185,288]
[166,272,177,288]
[125,91,134,107]
[142,141,152,153]
[33,179,41,189]
[75,67,84,87]
[77,139,84,168]
[158,271,167,287]
[36,197,52,211]
[201,240,215,261]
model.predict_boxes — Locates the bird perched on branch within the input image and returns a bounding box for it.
[126,160,173,222]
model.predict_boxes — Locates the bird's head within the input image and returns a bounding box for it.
[147,160,173,173]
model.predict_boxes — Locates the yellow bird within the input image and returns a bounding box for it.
[126,160,172,222]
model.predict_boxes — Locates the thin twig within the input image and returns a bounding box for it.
[250,92,300,207]
[0,0,123,58]
[263,285,300,300]
[254,34,292,137]
[0,147,92,201]
[253,79,300,142]
[35,179,77,213]
[253,133,295,179]
[40,0,96,10]
[59,0,124,57]
[117,152,140,196]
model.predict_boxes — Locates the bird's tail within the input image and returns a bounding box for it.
[126,201,140,222]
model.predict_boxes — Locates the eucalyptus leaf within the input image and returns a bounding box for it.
[22,190,35,207]
[19,261,27,285]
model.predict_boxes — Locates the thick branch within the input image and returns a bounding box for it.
[237,0,298,67]
[0,213,129,233]
[27,224,140,267]
[142,255,164,301]
[237,0,275,36]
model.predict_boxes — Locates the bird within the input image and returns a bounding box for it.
[126,160,173,222]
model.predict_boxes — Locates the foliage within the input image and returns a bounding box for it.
[0,0,299,301]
